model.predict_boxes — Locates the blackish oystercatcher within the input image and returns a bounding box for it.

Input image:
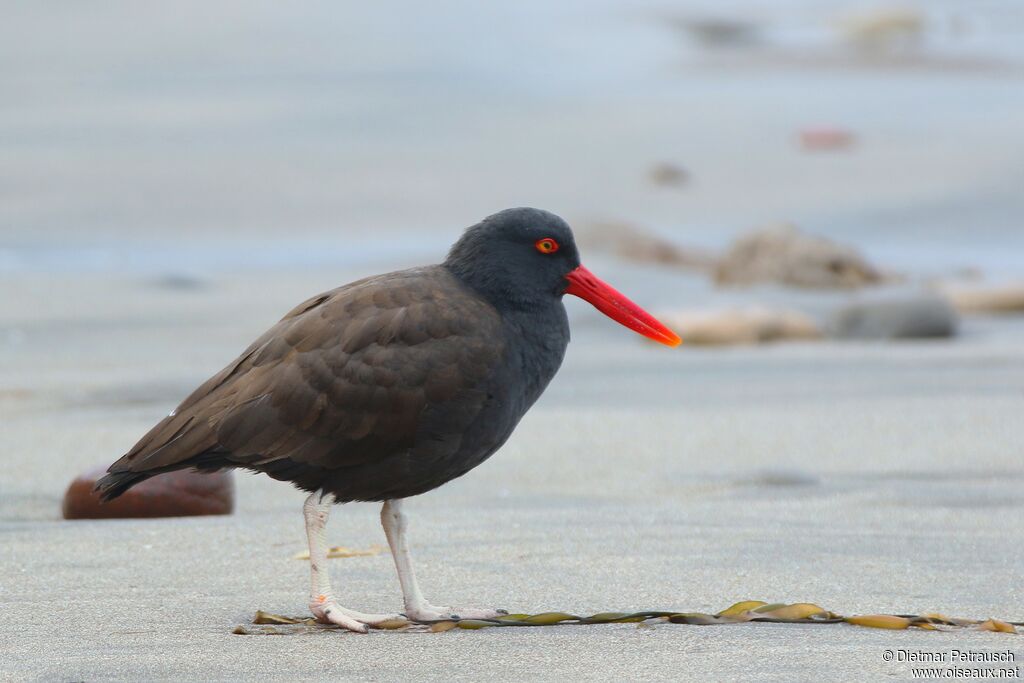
[97,207,680,632]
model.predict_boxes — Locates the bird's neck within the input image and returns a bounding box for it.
[500,301,570,408]
[442,261,552,313]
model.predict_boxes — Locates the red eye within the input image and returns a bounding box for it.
[535,238,559,254]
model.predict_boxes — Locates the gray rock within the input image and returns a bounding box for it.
[828,293,958,339]
[151,273,208,290]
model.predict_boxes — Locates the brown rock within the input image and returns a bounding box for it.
[715,224,884,289]
[938,284,1024,314]
[582,222,715,270]
[62,466,234,519]
[798,128,856,151]
[656,307,822,346]
[837,8,924,53]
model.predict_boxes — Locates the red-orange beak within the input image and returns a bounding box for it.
[564,265,681,347]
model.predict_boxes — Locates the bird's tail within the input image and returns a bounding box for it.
[93,470,155,502]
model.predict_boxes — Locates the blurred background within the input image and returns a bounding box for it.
[3,5,1024,678]
[3,1,1023,277]
[4,0,1024,496]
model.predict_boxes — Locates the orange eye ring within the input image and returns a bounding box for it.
[535,238,560,254]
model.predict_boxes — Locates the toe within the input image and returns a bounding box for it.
[330,614,371,634]
[312,603,372,633]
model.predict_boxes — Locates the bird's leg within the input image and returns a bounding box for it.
[380,498,507,622]
[303,492,400,632]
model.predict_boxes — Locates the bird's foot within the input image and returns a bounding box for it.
[310,596,403,633]
[403,603,508,622]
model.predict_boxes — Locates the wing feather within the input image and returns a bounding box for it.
[104,267,504,486]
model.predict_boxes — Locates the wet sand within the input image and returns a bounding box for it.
[2,263,1023,681]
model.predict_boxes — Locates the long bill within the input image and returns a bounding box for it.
[564,265,682,347]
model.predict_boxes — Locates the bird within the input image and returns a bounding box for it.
[96,207,681,633]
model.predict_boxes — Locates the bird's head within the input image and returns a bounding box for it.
[445,207,681,347]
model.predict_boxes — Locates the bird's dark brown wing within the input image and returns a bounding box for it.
[101,266,505,492]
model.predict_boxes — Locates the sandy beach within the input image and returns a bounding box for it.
[3,262,1023,681]
[2,1,1024,680]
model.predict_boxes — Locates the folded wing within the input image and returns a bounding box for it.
[97,267,504,498]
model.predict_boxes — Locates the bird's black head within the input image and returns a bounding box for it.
[444,207,581,310]
[445,207,682,346]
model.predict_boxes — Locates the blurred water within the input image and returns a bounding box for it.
[1,1,1022,276]
[0,234,439,275]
